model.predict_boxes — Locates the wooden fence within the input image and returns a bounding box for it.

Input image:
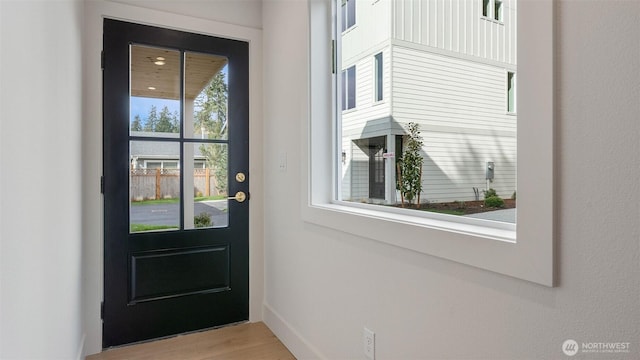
[130,168,221,200]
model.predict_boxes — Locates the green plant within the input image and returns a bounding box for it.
[397,122,424,208]
[511,191,517,200]
[483,188,498,199]
[484,196,505,208]
[130,224,178,232]
[194,212,212,228]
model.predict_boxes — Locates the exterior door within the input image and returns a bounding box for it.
[102,19,249,348]
[369,136,386,199]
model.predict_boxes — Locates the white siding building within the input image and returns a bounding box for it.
[340,0,517,204]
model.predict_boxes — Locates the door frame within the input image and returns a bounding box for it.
[82,1,263,353]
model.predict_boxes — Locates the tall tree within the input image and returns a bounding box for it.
[196,72,229,194]
[143,105,158,132]
[156,105,177,133]
[131,114,143,131]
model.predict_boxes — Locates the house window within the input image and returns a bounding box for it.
[507,71,516,113]
[374,52,383,102]
[495,0,503,21]
[483,0,503,21]
[306,0,554,286]
[342,65,356,110]
[341,0,356,32]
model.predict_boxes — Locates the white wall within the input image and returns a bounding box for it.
[0,1,85,359]
[263,1,640,359]
[81,0,263,356]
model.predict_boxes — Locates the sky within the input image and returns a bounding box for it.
[130,97,180,122]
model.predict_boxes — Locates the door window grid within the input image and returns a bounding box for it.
[128,45,230,233]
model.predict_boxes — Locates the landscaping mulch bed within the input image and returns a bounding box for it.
[397,199,516,215]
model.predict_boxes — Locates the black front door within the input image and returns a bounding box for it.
[102,19,249,347]
[369,136,386,199]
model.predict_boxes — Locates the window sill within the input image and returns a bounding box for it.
[304,201,515,243]
[341,24,357,36]
[481,17,504,25]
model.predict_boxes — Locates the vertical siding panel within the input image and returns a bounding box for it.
[429,0,436,47]
[434,0,439,48]
[416,0,422,44]
[500,22,505,63]
[463,0,468,55]
[404,0,414,41]
[438,0,449,49]
[467,0,478,55]
[447,0,459,51]
[396,0,403,41]
[421,0,429,46]
[405,0,413,42]
[478,1,483,58]
[512,0,517,64]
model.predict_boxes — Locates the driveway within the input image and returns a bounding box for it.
[130,200,229,228]
[464,208,516,223]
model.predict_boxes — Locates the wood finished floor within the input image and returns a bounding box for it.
[86,322,296,360]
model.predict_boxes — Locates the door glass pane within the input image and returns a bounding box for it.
[184,52,229,140]
[130,45,181,138]
[130,141,181,233]
[184,143,228,229]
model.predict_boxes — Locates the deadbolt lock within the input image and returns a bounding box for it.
[235,172,246,183]
[228,191,247,203]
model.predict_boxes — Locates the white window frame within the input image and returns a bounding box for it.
[482,0,504,23]
[374,52,383,103]
[507,70,516,114]
[341,65,356,111]
[304,0,554,286]
[341,0,356,32]
[494,0,503,21]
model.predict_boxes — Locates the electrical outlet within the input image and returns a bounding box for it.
[363,327,375,360]
[278,151,287,172]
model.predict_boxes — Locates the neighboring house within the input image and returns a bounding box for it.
[130,131,219,199]
[130,131,207,170]
[340,0,517,204]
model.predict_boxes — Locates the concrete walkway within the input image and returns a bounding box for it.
[465,208,516,223]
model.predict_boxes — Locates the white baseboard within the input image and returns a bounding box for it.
[263,303,326,360]
[76,333,86,360]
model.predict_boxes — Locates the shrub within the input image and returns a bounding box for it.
[483,188,498,199]
[397,122,424,208]
[484,196,505,208]
[511,191,517,200]
[194,212,212,228]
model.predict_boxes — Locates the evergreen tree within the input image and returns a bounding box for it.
[171,110,180,133]
[143,105,158,132]
[196,72,229,194]
[131,115,143,131]
[156,105,177,133]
